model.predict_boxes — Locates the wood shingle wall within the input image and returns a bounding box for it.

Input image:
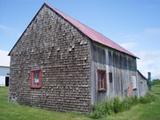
[9,5,92,112]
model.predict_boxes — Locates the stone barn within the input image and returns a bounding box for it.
[9,3,148,112]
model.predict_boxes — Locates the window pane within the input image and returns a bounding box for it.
[97,70,106,91]
[109,72,112,83]
[34,71,39,83]
[30,69,42,89]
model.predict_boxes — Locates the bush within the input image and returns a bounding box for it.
[112,97,123,113]
[90,93,155,119]
[90,102,107,119]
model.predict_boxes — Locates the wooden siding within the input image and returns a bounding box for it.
[137,72,148,97]
[91,42,137,103]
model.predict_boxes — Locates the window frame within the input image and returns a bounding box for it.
[30,69,42,89]
[131,76,137,90]
[97,70,107,92]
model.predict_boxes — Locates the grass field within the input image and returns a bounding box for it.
[0,83,160,120]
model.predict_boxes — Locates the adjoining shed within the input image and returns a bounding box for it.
[9,3,148,112]
[0,66,10,86]
[137,70,149,96]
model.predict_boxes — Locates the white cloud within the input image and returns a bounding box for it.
[0,25,14,32]
[0,50,10,66]
[120,42,137,51]
[121,41,160,79]
[0,25,10,30]
[118,27,160,79]
[120,40,160,79]
[0,24,20,40]
[144,28,160,34]
[137,51,160,79]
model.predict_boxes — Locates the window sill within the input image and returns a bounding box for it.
[98,88,106,92]
[30,86,42,89]
[133,88,137,91]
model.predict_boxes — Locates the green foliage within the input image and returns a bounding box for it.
[90,103,105,119]
[122,96,138,110]
[0,85,160,120]
[90,100,117,119]
[139,92,156,104]
[151,80,160,86]
[112,97,123,113]
[90,94,155,119]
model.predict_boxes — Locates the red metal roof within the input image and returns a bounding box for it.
[45,3,137,58]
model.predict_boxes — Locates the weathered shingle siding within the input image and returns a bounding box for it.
[9,6,92,112]
[91,42,137,103]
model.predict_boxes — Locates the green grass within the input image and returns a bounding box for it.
[0,82,160,120]
[0,87,90,120]
[90,92,156,119]
[105,84,160,120]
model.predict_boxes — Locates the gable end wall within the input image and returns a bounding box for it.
[9,5,92,112]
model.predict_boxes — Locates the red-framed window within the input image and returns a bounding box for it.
[30,69,42,88]
[97,70,107,91]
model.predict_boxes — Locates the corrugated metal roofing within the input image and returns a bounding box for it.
[45,3,137,58]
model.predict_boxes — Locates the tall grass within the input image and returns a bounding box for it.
[90,93,156,119]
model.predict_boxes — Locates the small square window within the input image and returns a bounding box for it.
[30,69,42,88]
[109,72,112,83]
[97,70,107,92]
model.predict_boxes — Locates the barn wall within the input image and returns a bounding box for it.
[91,42,137,103]
[9,5,92,112]
[137,72,148,97]
[0,76,5,86]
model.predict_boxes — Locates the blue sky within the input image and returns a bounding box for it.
[0,0,160,78]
